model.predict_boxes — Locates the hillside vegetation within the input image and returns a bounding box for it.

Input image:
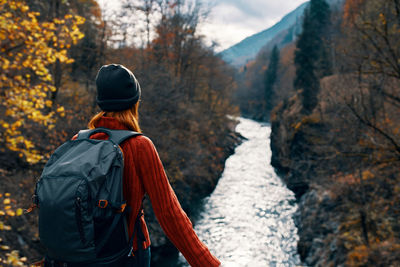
[242,0,400,265]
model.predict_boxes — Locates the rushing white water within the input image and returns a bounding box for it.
[178,117,300,267]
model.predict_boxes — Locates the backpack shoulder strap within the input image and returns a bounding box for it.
[77,127,142,145]
[108,129,142,145]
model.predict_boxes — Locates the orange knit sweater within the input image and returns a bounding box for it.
[79,116,220,266]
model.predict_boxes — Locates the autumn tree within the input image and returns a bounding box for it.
[69,1,106,91]
[266,0,400,265]
[341,0,400,161]
[0,0,85,163]
[28,0,105,103]
[302,0,400,264]
[121,0,157,48]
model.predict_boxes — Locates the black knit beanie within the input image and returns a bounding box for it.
[95,64,141,111]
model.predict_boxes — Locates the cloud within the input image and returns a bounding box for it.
[199,0,308,51]
[214,0,308,19]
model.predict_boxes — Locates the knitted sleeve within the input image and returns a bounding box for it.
[135,136,220,267]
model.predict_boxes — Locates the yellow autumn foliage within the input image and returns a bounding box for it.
[0,192,28,266]
[0,0,85,164]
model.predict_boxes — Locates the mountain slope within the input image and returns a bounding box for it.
[219,2,309,67]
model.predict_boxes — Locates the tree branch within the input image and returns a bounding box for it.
[346,103,400,156]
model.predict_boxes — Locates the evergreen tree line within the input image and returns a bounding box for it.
[236,0,333,120]
[294,0,332,114]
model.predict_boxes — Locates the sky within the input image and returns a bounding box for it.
[98,0,308,52]
[199,0,308,51]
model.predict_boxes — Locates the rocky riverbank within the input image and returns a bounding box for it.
[270,92,352,266]
[270,81,400,266]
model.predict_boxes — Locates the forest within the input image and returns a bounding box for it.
[0,0,240,265]
[240,0,400,265]
[1,0,400,266]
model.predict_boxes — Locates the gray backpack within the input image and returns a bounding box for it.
[33,128,142,265]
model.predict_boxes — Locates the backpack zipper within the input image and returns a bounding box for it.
[75,196,87,244]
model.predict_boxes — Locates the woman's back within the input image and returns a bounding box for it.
[88,115,220,266]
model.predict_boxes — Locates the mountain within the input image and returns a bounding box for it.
[219,2,309,67]
[220,0,344,67]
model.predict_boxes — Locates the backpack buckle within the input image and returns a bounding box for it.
[116,203,126,213]
[25,204,37,214]
[98,200,108,208]
[25,195,39,213]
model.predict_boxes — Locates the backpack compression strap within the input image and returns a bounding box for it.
[77,127,142,144]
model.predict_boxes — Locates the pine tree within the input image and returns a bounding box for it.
[294,0,331,114]
[264,45,280,117]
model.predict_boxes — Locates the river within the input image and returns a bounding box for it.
[178,117,300,266]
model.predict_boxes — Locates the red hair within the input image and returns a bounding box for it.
[88,102,141,133]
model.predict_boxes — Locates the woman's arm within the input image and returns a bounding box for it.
[135,136,220,267]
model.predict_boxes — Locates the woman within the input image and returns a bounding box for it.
[85,64,220,266]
